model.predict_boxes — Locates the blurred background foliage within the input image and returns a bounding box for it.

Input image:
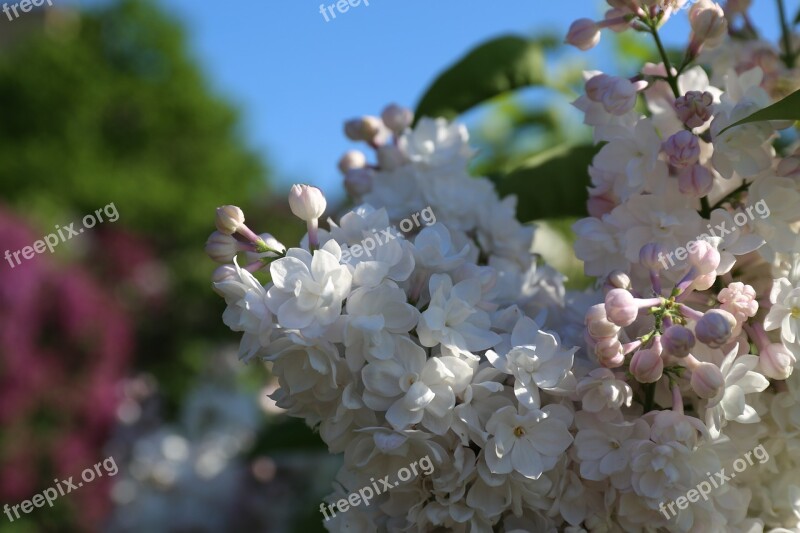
[0,0,669,530]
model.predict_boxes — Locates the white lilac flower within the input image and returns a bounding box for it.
[576,368,633,413]
[765,277,800,345]
[484,404,573,480]
[266,240,352,337]
[703,347,769,439]
[486,316,576,409]
[417,273,501,358]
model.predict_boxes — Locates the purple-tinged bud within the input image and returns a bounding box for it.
[606,270,632,291]
[381,104,414,133]
[205,231,241,263]
[246,233,285,263]
[630,348,664,383]
[585,74,612,102]
[687,239,720,274]
[211,264,237,285]
[663,130,701,168]
[338,150,367,174]
[690,361,725,399]
[344,116,383,142]
[640,243,665,271]
[586,303,621,339]
[695,309,735,348]
[601,77,639,115]
[678,164,714,197]
[595,337,625,368]
[566,18,601,50]
[288,184,327,222]
[692,272,717,291]
[689,0,727,50]
[215,205,245,235]
[377,145,407,170]
[605,288,638,327]
[662,325,696,358]
[674,91,714,129]
[759,343,796,380]
[603,8,630,32]
[344,168,374,197]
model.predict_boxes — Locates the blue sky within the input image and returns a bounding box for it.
[74,0,783,202]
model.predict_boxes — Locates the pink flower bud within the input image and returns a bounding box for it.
[566,18,601,50]
[288,184,327,222]
[691,271,717,291]
[630,348,664,383]
[639,243,665,271]
[377,145,407,170]
[344,168,374,197]
[663,130,701,168]
[344,116,383,142]
[603,8,630,32]
[662,325,696,358]
[606,270,632,291]
[678,164,714,197]
[586,303,622,338]
[595,337,625,368]
[601,77,639,115]
[689,0,727,48]
[215,205,245,235]
[587,192,617,217]
[585,74,612,102]
[759,343,796,380]
[690,362,724,399]
[211,264,237,286]
[718,282,758,323]
[605,288,639,327]
[675,91,714,129]
[205,231,240,263]
[381,104,414,133]
[338,150,367,174]
[687,239,720,274]
[695,309,735,348]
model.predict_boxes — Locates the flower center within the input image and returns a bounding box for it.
[791,307,800,319]
[513,426,526,438]
[399,372,419,392]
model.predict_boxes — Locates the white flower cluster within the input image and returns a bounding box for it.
[568,0,800,530]
[206,1,800,529]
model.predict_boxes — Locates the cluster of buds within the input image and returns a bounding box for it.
[338,103,416,197]
[203,186,329,276]
[585,74,648,115]
[582,236,794,407]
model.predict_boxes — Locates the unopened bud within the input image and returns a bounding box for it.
[687,239,720,274]
[678,164,714,197]
[338,150,367,174]
[759,343,796,380]
[344,168,374,197]
[606,270,632,290]
[205,231,240,263]
[601,77,639,115]
[586,74,612,102]
[288,184,327,222]
[690,362,724,398]
[211,264,237,286]
[344,116,383,142]
[566,18,601,50]
[246,233,285,263]
[675,91,714,129]
[586,303,621,339]
[215,205,245,235]
[640,243,665,271]
[595,337,625,368]
[662,325,696,358]
[381,104,414,133]
[630,348,664,383]
[689,0,727,49]
[695,309,735,348]
[605,288,638,327]
[663,130,701,168]
[377,145,407,170]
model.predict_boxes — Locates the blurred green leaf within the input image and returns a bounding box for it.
[719,88,800,134]
[494,144,598,221]
[415,35,545,122]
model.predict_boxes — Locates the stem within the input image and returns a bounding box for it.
[710,180,750,210]
[643,382,657,412]
[650,25,681,98]
[777,0,796,68]
[700,196,711,218]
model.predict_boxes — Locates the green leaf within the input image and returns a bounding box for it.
[719,88,800,134]
[415,35,545,123]
[494,144,598,221]
[794,7,800,25]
